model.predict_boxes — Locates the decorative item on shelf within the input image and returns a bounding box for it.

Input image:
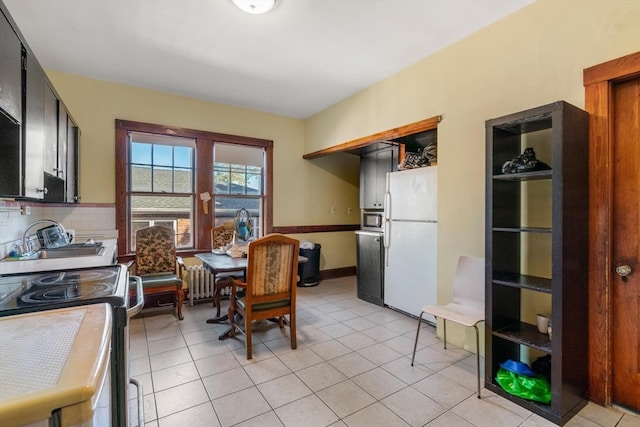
[501,147,551,174]
[398,151,428,170]
[422,142,437,165]
[234,208,252,242]
[536,313,551,334]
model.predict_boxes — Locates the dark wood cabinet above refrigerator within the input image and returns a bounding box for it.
[359,143,398,209]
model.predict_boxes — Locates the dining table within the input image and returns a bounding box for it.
[194,251,307,339]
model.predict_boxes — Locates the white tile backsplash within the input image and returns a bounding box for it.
[0,202,115,259]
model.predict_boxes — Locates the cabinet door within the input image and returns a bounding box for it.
[360,147,397,209]
[360,152,379,208]
[24,52,46,198]
[43,83,58,177]
[65,117,78,202]
[0,11,22,122]
[58,104,69,180]
[356,232,384,306]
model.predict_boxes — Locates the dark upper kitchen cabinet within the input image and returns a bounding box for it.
[43,82,58,177]
[60,105,79,202]
[0,110,21,196]
[0,9,21,123]
[0,9,21,196]
[24,51,46,199]
[0,2,80,202]
[485,101,588,425]
[360,144,398,209]
[22,55,73,202]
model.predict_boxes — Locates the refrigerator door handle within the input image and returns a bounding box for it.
[383,220,390,267]
[384,191,391,221]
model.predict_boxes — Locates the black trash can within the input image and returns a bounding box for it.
[298,244,321,287]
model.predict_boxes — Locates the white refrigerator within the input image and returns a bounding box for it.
[383,166,437,322]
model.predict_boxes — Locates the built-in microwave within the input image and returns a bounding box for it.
[361,211,384,232]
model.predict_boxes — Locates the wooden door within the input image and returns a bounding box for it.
[584,51,640,407]
[612,77,640,411]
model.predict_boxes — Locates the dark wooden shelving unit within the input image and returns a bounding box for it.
[485,101,589,425]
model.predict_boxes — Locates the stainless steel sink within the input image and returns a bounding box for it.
[38,245,105,258]
[14,244,106,260]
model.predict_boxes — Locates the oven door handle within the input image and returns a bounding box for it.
[127,275,144,318]
[129,377,144,426]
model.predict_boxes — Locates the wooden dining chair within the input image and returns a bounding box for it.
[128,225,186,320]
[210,223,244,319]
[227,233,299,359]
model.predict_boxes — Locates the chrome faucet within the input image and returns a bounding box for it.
[21,219,68,254]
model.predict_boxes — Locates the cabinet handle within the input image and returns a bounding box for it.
[36,187,48,194]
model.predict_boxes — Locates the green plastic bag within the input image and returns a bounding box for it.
[495,368,551,404]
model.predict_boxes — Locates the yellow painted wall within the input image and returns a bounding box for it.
[45,72,359,270]
[304,0,640,350]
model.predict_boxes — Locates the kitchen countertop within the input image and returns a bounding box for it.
[0,304,112,426]
[0,239,118,276]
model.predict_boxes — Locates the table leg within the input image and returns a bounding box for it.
[206,276,229,323]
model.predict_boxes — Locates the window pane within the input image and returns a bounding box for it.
[213,163,231,194]
[153,166,173,192]
[131,165,151,192]
[130,195,193,249]
[213,162,263,196]
[174,146,191,168]
[131,142,151,164]
[174,168,192,193]
[247,171,262,194]
[153,144,173,167]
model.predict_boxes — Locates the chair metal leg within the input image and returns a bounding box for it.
[443,318,447,349]
[474,324,481,398]
[411,312,425,366]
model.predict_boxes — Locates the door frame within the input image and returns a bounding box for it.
[584,50,640,406]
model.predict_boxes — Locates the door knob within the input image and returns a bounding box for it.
[615,264,632,282]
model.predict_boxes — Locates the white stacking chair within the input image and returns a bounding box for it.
[411,255,485,398]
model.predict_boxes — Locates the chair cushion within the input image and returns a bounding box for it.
[139,272,183,289]
[236,296,291,311]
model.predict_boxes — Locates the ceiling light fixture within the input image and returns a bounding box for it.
[232,0,276,15]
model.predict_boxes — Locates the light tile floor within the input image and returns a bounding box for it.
[128,276,640,427]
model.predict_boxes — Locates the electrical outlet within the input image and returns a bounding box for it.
[347,207,353,215]
[330,206,336,215]
[21,206,31,215]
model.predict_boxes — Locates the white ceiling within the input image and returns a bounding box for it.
[3,0,534,119]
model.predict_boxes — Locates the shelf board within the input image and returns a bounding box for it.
[493,170,552,181]
[492,272,552,293]
[493,227,552,233]
[493,321,552,353]
[485,383,558,424]
[491,111,553,134]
